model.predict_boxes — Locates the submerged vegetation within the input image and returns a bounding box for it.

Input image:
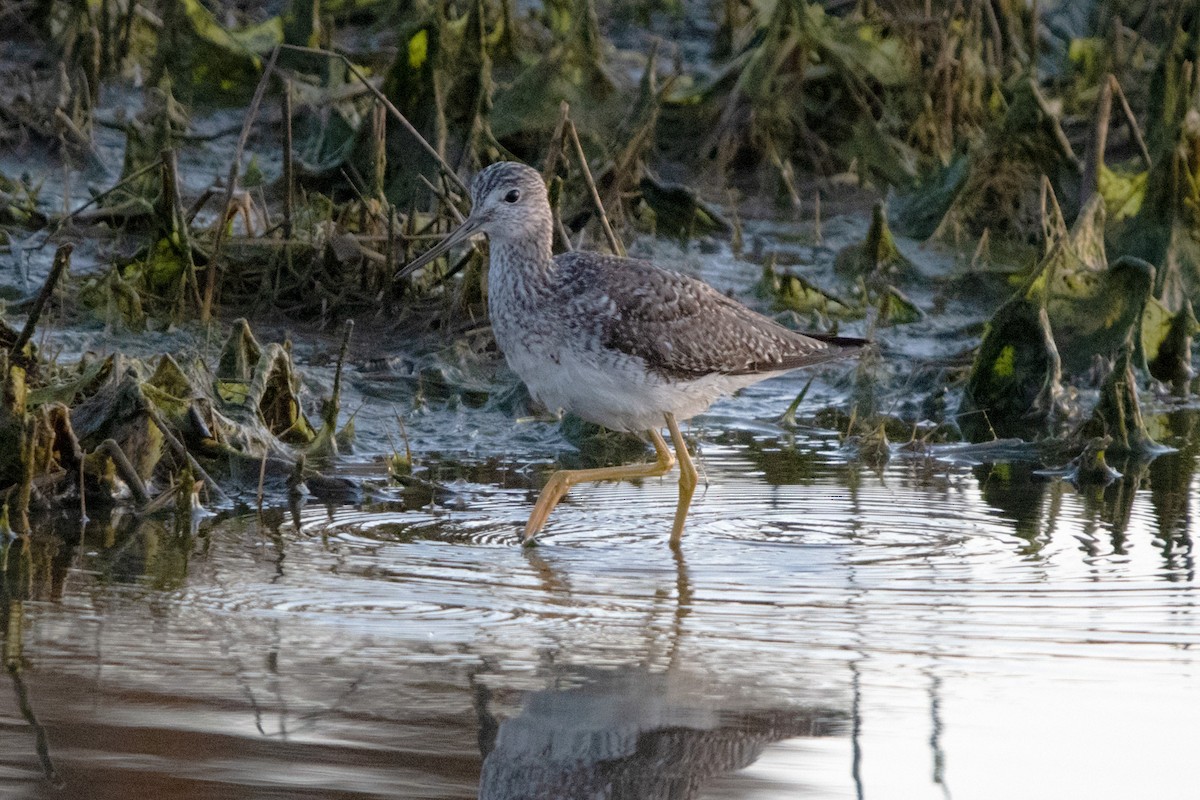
[0,0,1199,528]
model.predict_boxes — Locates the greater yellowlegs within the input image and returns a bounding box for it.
[401,162,865,544]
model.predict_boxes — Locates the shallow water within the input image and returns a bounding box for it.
[1,408,1197,799]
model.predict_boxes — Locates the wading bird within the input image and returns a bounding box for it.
[401,162,865,545]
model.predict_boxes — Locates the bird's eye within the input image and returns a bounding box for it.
[504,189,521,203]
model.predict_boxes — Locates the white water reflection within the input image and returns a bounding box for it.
[0,434,1197,799]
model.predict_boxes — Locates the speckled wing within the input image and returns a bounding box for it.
[554,252,865,379]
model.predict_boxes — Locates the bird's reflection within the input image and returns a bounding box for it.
[478,544,842,798]
[474,667,839,800]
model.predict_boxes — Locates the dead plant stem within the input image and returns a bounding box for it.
[1081,74,1114,202]
[327,320,354,429]
[256,449,268,513]
[162,148,204,312]
[567,120,624,257]
[1108,75,1152,167]
[144,405,226,501]
[98,439,151,506]
[12,244,71,359]
[278,44,468,194]
[282,79,295,240]
[204,45,281,322]
[544,101,575,252]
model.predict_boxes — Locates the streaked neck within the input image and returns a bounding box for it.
[487,227,555,281]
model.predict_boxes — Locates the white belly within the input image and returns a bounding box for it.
[503,340,759,432]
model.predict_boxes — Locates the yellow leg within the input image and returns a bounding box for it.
[523,429,675,543]
[665,413,697,546]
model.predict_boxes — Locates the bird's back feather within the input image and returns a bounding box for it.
[552,251,866,380]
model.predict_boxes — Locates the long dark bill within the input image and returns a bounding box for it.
[395,213,486,279]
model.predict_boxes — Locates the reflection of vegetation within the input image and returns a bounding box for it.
[0,507,200,598]
[558,416,653,470]
[718,430,824,486]
[1146,410,1197,571]
[2,596,60,785]
[98,515,196,591]
[1,527,78,785]
[973,461,1048,553]
[1076,454,1149,555]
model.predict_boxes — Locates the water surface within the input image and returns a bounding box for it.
[1,414,1196,799]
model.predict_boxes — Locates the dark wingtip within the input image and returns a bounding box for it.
[808,334,872,351]
[754,334,871,375]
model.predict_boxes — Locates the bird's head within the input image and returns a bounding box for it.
[398,162,550,278]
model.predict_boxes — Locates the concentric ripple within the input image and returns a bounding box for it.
[171,439,1198,673]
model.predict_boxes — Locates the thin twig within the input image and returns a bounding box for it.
[282,79,294,240]
[185,185,219,224]
[16,417,35,534]
[162,149,204,312]
[1029,0,1039,74]
[370,102,387,200]
[543,101,571,182]
[97,439,151,506]
[140,481,194,516]
[278,44,468,194]
[814,190,822,245]
[418,174,465,223]
[326,320,354,430]
[144,404,226,501]
[394,409,412,465]
[11,244,71,358]
[256,448,269,513]
[278,79,295,303]
[52,107,103,165]
[554,199,573,252]
[1108,74,1152,167]
[1081,74,1114,202]
[385,203,396,299]
[203,46,281,321]
[48,159,161,232]
[982,0,1004,68]
[78,458,87,525]
[567,120,624,257]
[543,101,574,252]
